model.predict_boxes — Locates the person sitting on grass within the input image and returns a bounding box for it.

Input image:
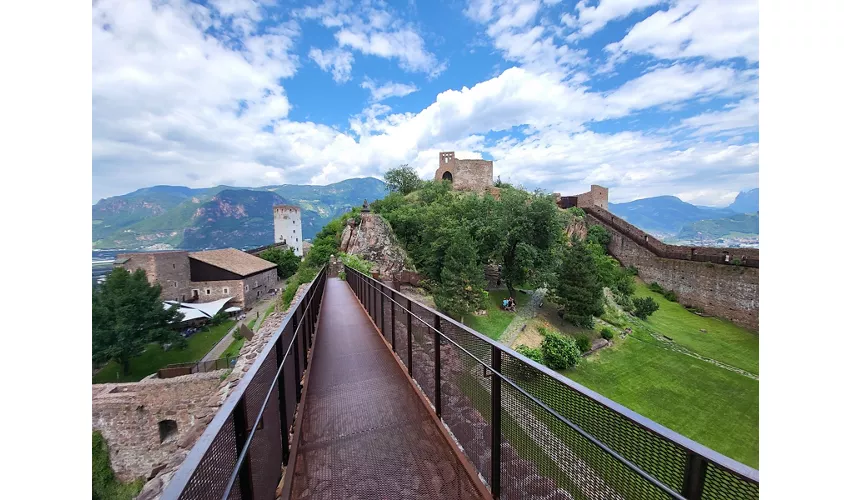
[502,298,509,310]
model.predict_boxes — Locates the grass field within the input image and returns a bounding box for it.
[221,335,246,359]
[93,320,236,383]
[462,290,529,340]
[634,279,759,374]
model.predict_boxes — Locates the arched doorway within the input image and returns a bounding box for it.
[442,171,453,182]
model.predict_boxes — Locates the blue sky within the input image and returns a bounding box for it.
[92,0,759,206]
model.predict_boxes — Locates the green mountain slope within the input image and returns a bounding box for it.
[92,178,388,250]
[609,196,738,235]
[677,213,759,240]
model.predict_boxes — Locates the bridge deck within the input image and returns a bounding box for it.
[289,278,486,500]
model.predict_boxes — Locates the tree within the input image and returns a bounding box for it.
[384,164,423,195]
[259,246,300,279]
[587,225,611,247]
[633,297,660,319]
[553,237,604,328]
[541,331,581,370]
[493,188,563,298]
[92,268,183,376]
[434,228,488,321]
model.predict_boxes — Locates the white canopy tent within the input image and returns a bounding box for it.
[163,297,234,323]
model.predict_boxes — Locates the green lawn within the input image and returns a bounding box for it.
[93,320,236,383]
[566,328,759,468]
[221,335,246,359]
[462,290,529,340]
[634,279,759,374]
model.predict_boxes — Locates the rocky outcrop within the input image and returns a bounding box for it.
[339,213,418,282]
[564,216,588,241]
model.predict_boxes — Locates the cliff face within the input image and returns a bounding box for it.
[339,213,417,282]
[565,216,588,241]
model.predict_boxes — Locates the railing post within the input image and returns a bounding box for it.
[406,298,413,377]
[490,344,501,498]
[300,301,308,374]
[434,315,441,418]
[275,333,289,463]
[381,282,385,334]
[682,452,708,499]
[292,307,302,403]
[233,396,254,500]
[390,289,396,351]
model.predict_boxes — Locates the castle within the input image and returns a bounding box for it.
[273,204,303,257]
[434,151,493,192]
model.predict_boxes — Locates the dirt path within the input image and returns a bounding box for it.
[499,288,545,348]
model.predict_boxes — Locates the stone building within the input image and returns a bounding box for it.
[116,248,277,310]
[558,185,609,211]
[273,204,303,256]
[434,151,493,192]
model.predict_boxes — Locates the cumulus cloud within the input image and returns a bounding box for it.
[308,47,354,82]
[360,78,418,102]
[92,0,758,207]
[605,0,759,63]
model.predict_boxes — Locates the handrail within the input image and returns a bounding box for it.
[161,265,327,500]
[345,266,759,495]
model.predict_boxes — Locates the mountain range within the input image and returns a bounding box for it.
[609,189,758,241]
[92,178,388,250]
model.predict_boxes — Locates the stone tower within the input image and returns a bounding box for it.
[273,205,303,257]
[434,151,493,192]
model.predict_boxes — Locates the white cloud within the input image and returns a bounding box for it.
[361,78,418,102]
[563,0,666,39]
[606,0,759,63]
[308,47,354,83]
[678,98,759,137]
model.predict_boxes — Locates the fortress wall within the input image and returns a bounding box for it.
[586,211,759,330]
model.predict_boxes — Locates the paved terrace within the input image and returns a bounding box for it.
[288,278,486,499]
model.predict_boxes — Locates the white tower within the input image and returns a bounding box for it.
[273,205,303,257]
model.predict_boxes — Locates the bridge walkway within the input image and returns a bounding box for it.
[288,278,486,500]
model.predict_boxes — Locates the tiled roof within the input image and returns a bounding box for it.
[189,248,275,277]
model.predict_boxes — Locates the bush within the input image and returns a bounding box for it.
[515,344,543,363]
[633,296,660,319]
[614,293,635,312]
[232,330,243,341]
[338,270,347,281]
[575,334,592,353]
[339,253,373,275]
[663,289,678,302]
[648,282,664,294]
[540,331,581,370]
[600,328,614,341]
[93,431,144,500]
[626,266,639,276]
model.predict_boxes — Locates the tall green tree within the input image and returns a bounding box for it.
[259,246,301,279]
[93,268,183,376]
[434,228,488,321]
[554,237,604,328]
[493,188,562,297]
[384,164,424,195]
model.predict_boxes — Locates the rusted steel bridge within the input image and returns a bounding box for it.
[162,267,759,500]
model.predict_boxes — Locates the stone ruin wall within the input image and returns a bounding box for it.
[92,372,225,483]
[585,211,759,330]
[434,152,493,193]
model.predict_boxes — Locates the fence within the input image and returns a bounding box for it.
[344,266,759,500]
[160,266,327,500]
[158,357,238,379]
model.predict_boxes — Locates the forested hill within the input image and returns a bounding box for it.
[92,178,388,250]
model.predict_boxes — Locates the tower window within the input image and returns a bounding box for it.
[158,420,178,444]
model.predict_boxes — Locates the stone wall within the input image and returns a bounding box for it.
[434,151,493,192]
[186,278,245,307]
[92,372,225,482]
[585,211,759,330]
[118,251,192,302]
[576,185,609,211]
[237,268,278,310]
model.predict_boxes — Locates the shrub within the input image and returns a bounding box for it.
[515,344,543,363]
[93,431,144,500]
[232,330,243,341]
[614,293,635,313]
[626,266,639,276]
[663,289,678,302]
[600,328,614,341]
[648,282,665,294]
[633,297,660,319]
[339,253,373,275]
[541,331,581,370]
[575,334,592,353]
[338,270,347,281]
[731,258,742,266]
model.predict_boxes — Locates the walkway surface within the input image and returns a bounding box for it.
[289,278,486,500]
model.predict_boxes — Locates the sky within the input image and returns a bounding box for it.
[92,0,759,206]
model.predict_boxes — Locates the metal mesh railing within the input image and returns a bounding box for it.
[161,266,327,500]
[344,266,759,500]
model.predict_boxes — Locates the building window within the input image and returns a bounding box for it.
[296,237,298,242]
[293,229,295,233]
[205,288,211,295]
[173,282,178,287]
[158,420,178,444]
[223,287,229,294]
[172,263,176,269]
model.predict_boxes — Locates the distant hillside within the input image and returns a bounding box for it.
[92,178,388,250]
[727,189,759,214]
[677,213,759,240]
[608,196,738,235]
